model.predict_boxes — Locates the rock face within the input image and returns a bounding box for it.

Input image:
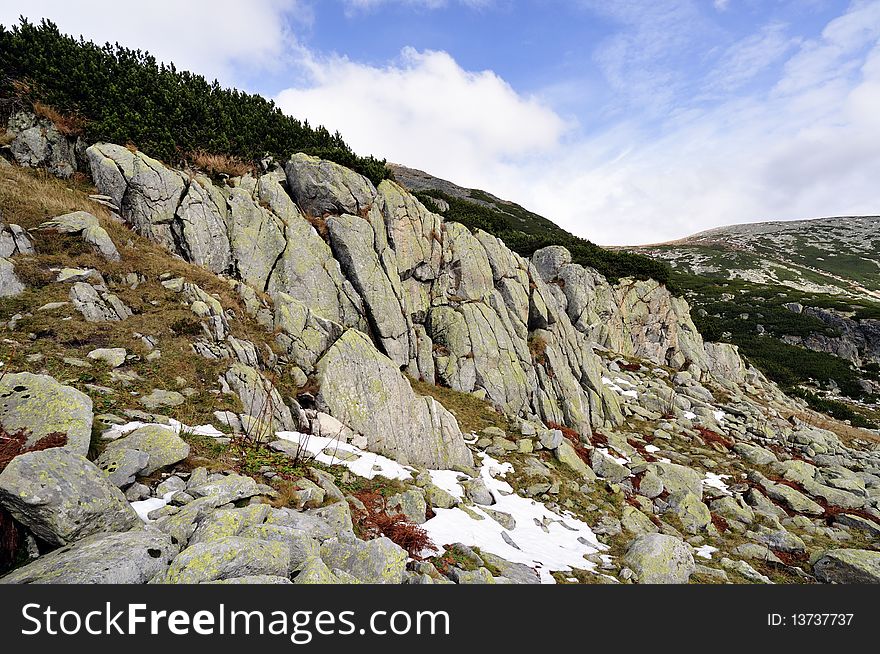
[6,110,83,178]
[0,372,93,456]
[0,448,141,546]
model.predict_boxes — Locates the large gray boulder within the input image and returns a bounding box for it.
[813,549,880,584]
[160,536,291,584]
[624,533,696,584]
[69,282,132,322]
[0,448,141,546]
[0,530,177,584]
[86,143,186,250]
[0,372,93,456]
[0,258,25,297]
[319,536,407,584]
[101,425,190,476]
[316,329,473,470]
[7,111,79,178]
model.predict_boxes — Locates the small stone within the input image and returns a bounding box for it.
[87,347,127,368]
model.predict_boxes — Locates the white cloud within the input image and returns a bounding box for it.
[714,0,731,11]
[274,2,880,245]
[0,0,305,85]
[276,48,570,185]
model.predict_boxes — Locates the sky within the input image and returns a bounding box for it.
[3,0,879,245]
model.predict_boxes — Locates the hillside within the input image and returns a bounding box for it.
[629,217,880,428]
[643,216,880,300]
[1,105,878,585]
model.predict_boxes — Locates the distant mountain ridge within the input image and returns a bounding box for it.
[634,215,880,301]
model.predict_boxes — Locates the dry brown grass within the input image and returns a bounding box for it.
[0,165,301,426]
[0,130,14,147]
[304,214,329,240]
[32,101,86,137]
[189,150,253,178]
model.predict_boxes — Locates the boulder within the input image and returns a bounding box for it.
[94,447,151,487]
[139,389,186,410]
[69,282,131,322]
[590,449,631,483]
[284,153,377,217]
[667,492,712,534]
[7,110,79,178]
[319,536,407,584]
[647,462,703,500]
[813,549,880,584]
[0,530,177,584]
[87,347,127,368]
[624,533,696,584]
[187,473,261,505]
[316,329,473,470]
[160,536,291,584]
[102,425,190,476]
[0,372,93,456]
[0,448,141,546]
[0,258,25,296]
[555,441,597,481]
[38,211,120,262]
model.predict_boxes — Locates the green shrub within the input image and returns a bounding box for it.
[417,190,671,284]
[0,19,389,185]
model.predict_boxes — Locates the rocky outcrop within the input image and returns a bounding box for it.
[84,141,776,457]
[6,111,84,179]
[782,305,880,367]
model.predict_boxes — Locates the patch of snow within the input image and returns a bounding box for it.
[644,444,661,454]
[683,411,697,420]
[713,410,726,423]
[601,376,638,399]
[703,472,732,496]
[428,469,467,499]
[421,452,604,584]
[102,421,151,440]
[130,491,177,523]
[276,432,414,482]
[695,545,718,560]
[168,418,225,439]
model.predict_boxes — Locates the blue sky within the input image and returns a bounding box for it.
[4,1,880,244]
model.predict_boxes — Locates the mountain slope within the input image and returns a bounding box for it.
[392,168,880,428]
[629,216,880,427]
[640,216,880,300]
[388,164,671,286]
